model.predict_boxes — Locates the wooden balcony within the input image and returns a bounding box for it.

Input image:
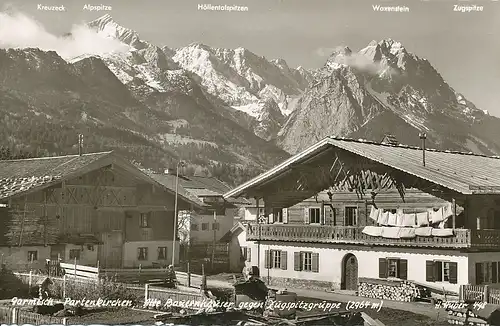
[246,224,500,249]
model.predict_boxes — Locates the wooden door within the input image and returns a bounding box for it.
[99,230,123,268]
[343,254,359,291]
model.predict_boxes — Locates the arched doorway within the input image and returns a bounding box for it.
[341,253,359,291]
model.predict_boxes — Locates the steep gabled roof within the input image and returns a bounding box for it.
[224,137,500,199]
[0,151,205,208]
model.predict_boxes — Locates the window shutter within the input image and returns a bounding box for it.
[449,262,458,284]
[282,208,288,224]
[321,203,325,225]
[247,247,252,262]
[426,260,434,282]
[312,253,319,273]
[379,258,387,278]
[281,251,287,270]
[294,252,301,271]
[476,263,484,284]
[137,248,141,259]
[304,208,310,224]
[398,259,408,280]
[434,261,443,282]
[264,250,271,269]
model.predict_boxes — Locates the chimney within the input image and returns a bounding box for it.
[164,168,170,174]
[381,134,398,145]
[419,133,427,166]
[78,134,84,156]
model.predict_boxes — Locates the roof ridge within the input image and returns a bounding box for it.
[327,136,500,160]
[0,151,113,163]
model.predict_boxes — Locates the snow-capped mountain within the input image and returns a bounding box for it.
[78,15,312,140]
[2,13,500,184]
[278,39,499,155]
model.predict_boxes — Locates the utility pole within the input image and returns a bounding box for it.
[171,161,185,267]
[211,210,216,271]
[78,134,83,156]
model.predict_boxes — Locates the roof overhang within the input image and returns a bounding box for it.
[223,137,495,203]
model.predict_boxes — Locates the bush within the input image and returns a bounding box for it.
[47,275,142,305]
[0,265,30,299]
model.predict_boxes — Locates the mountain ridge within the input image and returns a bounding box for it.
[1,13,499,186]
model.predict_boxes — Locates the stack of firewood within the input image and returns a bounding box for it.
[447,309,489,325]
[358,281,428,302]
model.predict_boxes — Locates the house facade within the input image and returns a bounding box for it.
[224,137,500,294]
[0,152,203,271]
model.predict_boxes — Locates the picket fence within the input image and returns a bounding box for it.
[460,284,500,304]
[0,306,66,325]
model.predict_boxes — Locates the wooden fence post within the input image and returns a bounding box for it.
[459,285,464,302]
[187,262,191,288]
[144,284,149,301]
[63,274,67,298]
[484,285,489,303]
[28,270,33,294]
[74,258,77,278]
[63,317,67,325]
[11,307,17,324]
[201,263,206,291]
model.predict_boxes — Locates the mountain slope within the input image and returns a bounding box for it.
[0,47,289,185]
[278,39,500,155]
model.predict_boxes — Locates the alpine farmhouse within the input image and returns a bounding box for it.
[0,151,204,271]
[224,137,500,295]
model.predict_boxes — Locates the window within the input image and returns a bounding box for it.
[202,223,209,230]
[158,247,167,260]
[345,207,358,226]
[69,249,81,260]
[191,224,199,231]
[265,250,286,269]
[476,262,500,284]
[426,260,457,284]
[302,252,312,271]
[294,251,319,272]
[309,208,321,224]
[379,258,408,280]
[140,212,150,228]
[212,222,219,230]
[138,247,148,261]
[87,245,94,251]
[273,208,283,223]
[27,251,38,261]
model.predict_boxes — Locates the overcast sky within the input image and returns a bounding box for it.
[2,0,499,116]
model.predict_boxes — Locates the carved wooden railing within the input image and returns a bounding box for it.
[246,224,500,249]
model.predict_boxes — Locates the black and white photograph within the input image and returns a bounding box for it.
[0,0,499,324]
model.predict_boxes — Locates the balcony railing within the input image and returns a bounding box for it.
[246,224,500,249]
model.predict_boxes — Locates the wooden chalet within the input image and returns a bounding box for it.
[0,151,204,271]
[224,137,500,294]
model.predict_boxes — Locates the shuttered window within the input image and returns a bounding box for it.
[426,260,458,284]
[310,208,321,224]
[293,251,319,273]
[379,258,408,280]
[137,247,148,261]
[475,262,500,284]
[273,208,283,223]
[157,247,167,260]
[264,250,287,269]
[344,207,357,226]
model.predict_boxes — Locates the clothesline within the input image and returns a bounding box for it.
[369,202,456,228]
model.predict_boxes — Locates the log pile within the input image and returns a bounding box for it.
[446,304,500,326]
[358,280,430,302]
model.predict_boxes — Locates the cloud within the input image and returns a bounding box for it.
[317,46,398,76]
[0,11,128,60]
[315,47,337,57]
